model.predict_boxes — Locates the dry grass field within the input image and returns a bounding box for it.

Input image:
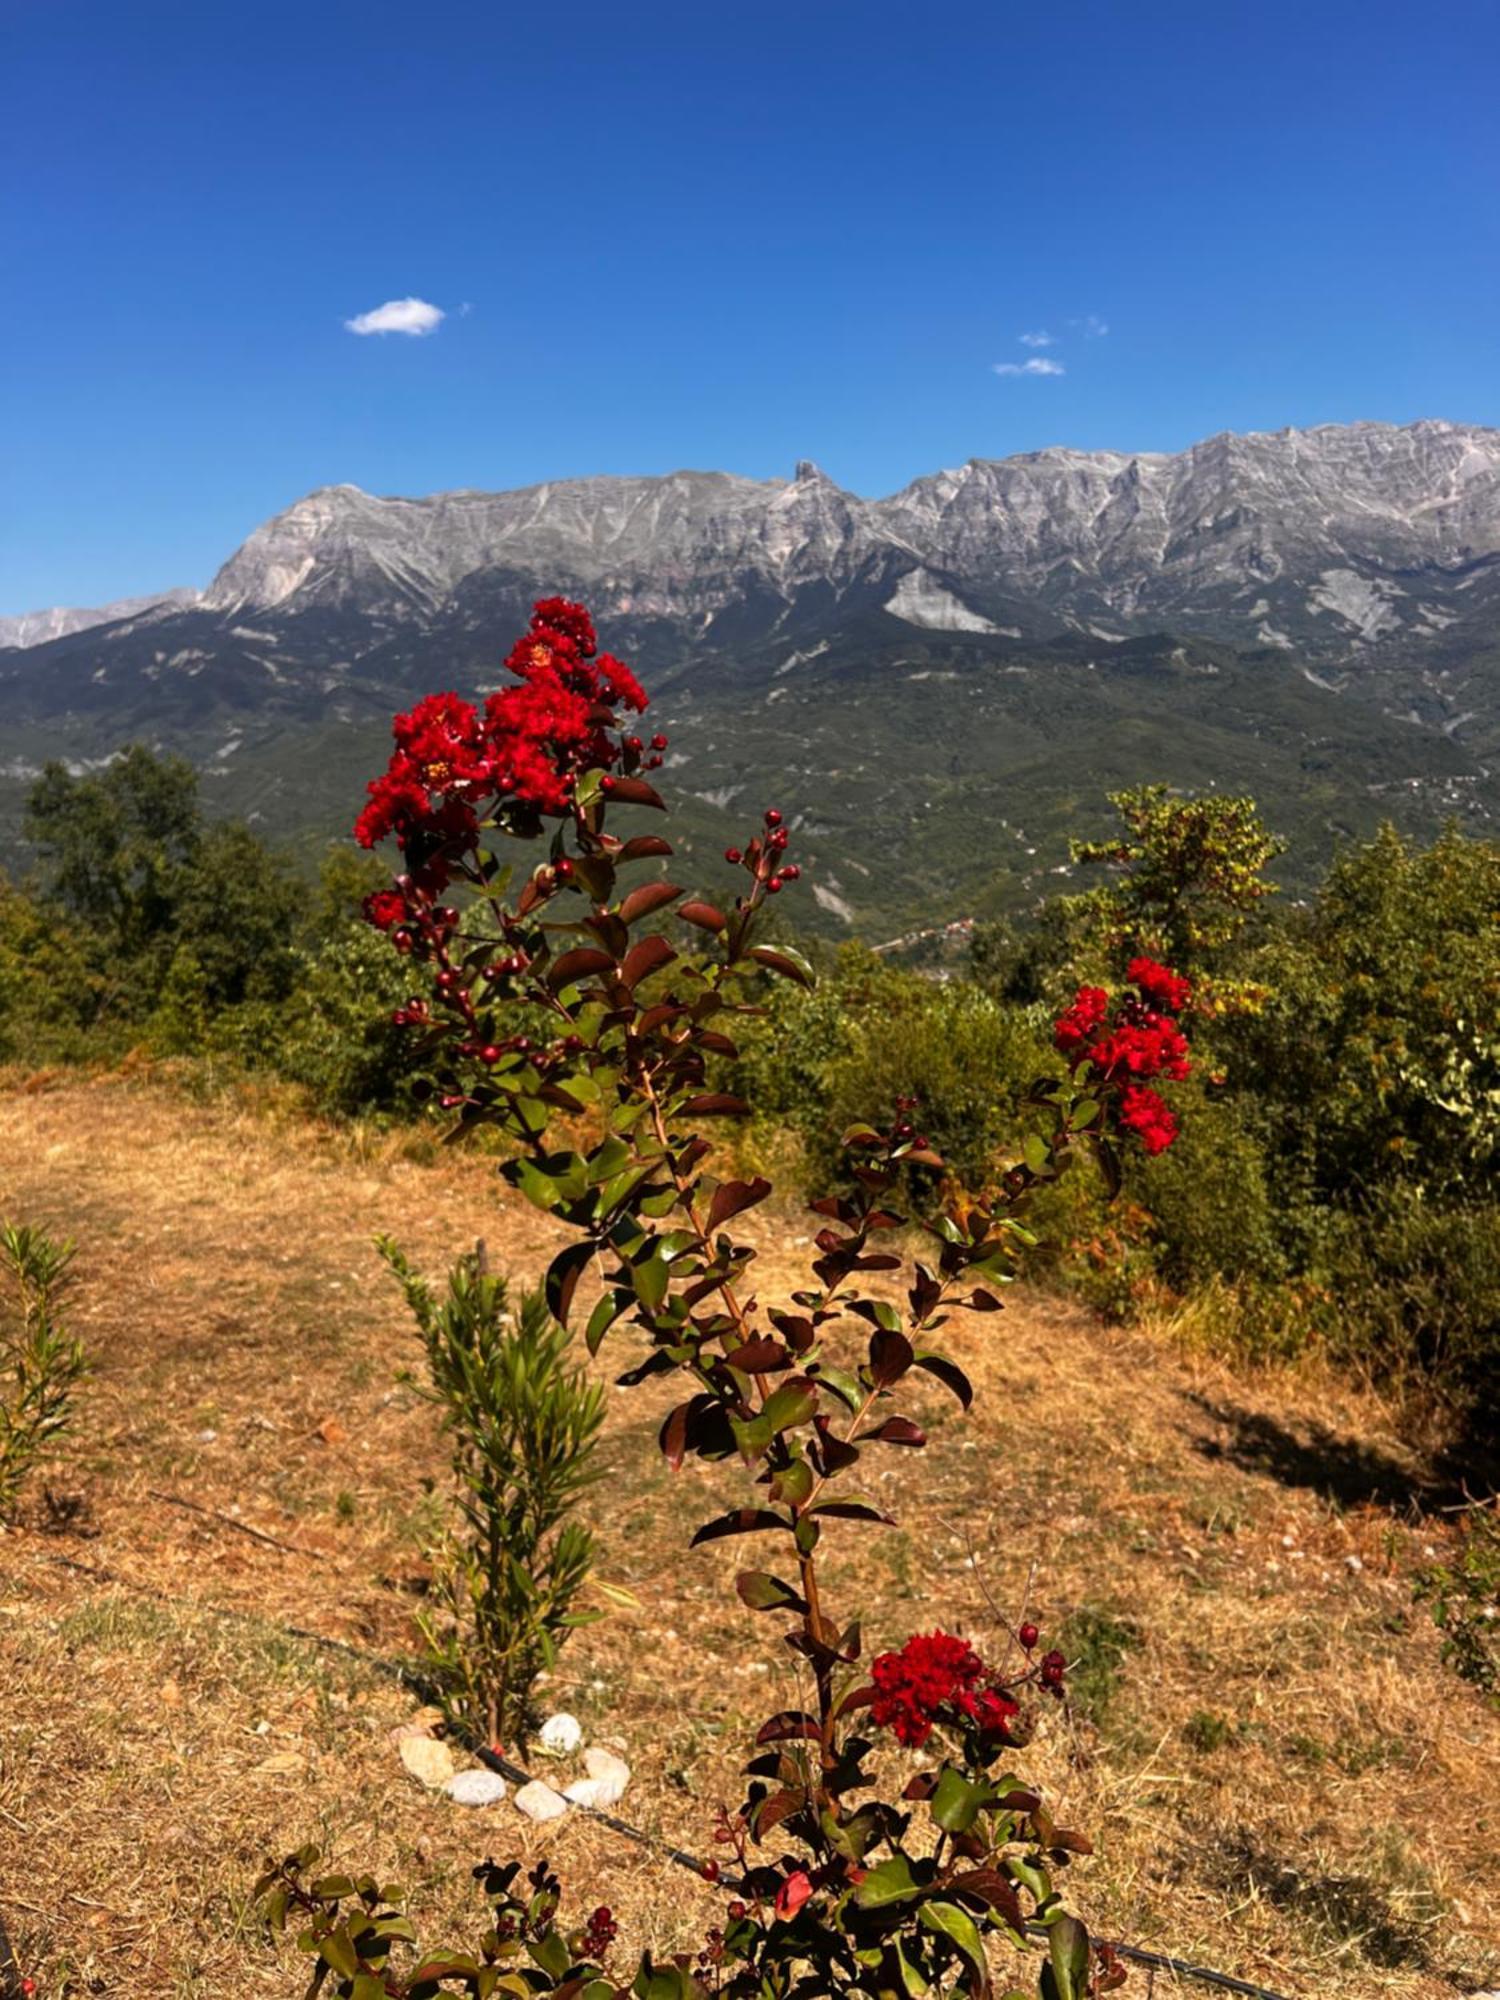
[1,1071,1496,1999]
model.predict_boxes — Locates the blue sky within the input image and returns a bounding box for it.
[5,0,1497,612]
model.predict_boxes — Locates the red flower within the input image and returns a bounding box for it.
[1053,986,1109,1059]
[530,596,598,656]
[870,1630,1012,1748]
[355,597,651,854]
[1116,1083,1179,1155]
[1127,956,1192,1015]
[774,1870,814,1920]
[1084,1014,1190,1085]
[1052,972,1191,1155]
[363,888,409,932]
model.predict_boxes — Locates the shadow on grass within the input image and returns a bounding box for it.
[1209,1829,1444,1972]
[1182,1392,1472,1511]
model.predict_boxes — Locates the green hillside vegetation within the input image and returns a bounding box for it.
[3,749,1496,1457]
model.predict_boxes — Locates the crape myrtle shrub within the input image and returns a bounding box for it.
[258,597,1195,2000]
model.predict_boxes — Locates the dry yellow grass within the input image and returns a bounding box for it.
[0,1072,1496,1999]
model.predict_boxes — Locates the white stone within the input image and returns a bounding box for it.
[445,1768,508,1807]
[562,1747,629,1809]
[538,1711,583,1756]
[513,1778,569,1822]
[399,1735,457,1789]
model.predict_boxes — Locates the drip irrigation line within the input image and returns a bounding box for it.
[0,1905,22,2000]
[24,1553,1296,2000]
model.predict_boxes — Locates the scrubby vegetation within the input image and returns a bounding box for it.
[2,749,1496,1457]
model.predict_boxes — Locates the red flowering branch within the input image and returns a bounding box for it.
[261,598,1192,2000]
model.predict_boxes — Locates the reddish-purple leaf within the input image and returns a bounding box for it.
[914,1353,973,1409]
[622,935,676,986]
[723,1337,791,1374]
[869,1326,915,1387]
[749,950,814,988]
[857,1416,926,1447]
[706,1176,772,1233]
[605,776,666,809]
[617,834,674,861]
[620,881,683,925]
[690,1508,789,1547]
[544,1241,594,1326]
[680,1092,750,1117]
[659,1400,693,1471]
[678,899,727,933]
[756,1711,822,1744]
[548,946,616,989]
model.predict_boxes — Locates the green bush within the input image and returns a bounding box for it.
[379,1238,606,1747]
[1127,1085,1283,1290]
[1,1222,89,1519]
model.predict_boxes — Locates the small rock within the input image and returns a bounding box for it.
[197,1428,218,1444]
[539,1712,583,1756]
[564,1747,629,1809]
[400,1735,457,1789]
[445,1768,508,1807]
[387,1705,445,1747]
[255,1750,306,1775]
[1344,1553,1363,1573]
[514,1778,569,1822]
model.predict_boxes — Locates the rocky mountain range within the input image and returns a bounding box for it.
[4,419,1498,934]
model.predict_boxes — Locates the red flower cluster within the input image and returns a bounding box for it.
[1127,955,1192,1014]
[354,598,652,852]
[870,1630,1018,1748]
[1052,957,1192,1155]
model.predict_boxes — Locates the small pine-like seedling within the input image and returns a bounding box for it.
[379,1237,606,1748]
[0,1221,89,1521]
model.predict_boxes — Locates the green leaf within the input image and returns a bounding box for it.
[854,1854,923,1909]
[584,1288,630,1357]
[762,1376,818,1433]
[528,1928,571,1980]
[1043,1914,1090,2000]
[504,1156,561,1212]
[319,1928,360,1979]
[918,1901,988,1987]
[632,1250,669,1311]
[930,1765,990,1834]
[735,1570,806,1613]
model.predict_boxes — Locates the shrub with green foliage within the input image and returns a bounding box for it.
[0,1222,89,1520]
[1415,1500,1500,1701]
[380,1238,607,1748]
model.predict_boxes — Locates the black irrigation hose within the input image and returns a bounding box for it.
[0,1903,23,2000]
[26,1554,1296,2000]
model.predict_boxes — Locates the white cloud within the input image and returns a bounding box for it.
[1075,313,1109,337]
[344,296,445,337]
[992,357,1065,378]
[1018,330,1055,348]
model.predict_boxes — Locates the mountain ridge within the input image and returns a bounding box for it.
[4,419,1498,937]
